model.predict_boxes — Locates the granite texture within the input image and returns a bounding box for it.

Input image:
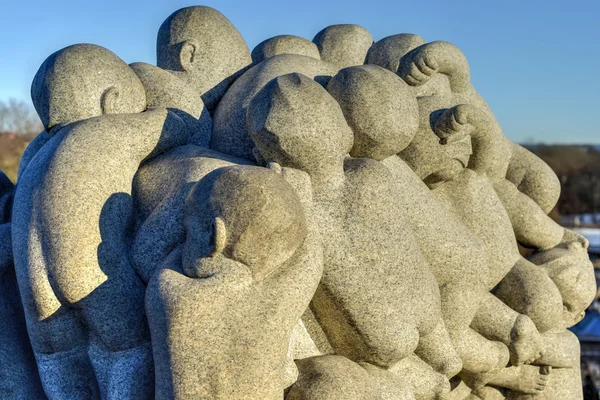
[248,73,456,399]
[13,44,189,399]
[252,35,321,65]
[326,64,419,160]
[130,62,213,147]
[312,24,374,71]
[2,7,593,400]
[0,172,46,399]
[146,166,322,399]
[211,54,337,160]
[156,6,252,113]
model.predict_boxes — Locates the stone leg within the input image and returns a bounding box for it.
[26,304,99,399]
[286,355,415,400]
[471,292,543,365]
[454,328,510,375]
[440,286,508,375]
[35,344,100,400]
[416,317,463,378]
[78,259,152,399]
[0,266,46,399]
[389,354,451,400]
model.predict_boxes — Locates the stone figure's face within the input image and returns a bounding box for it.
[540,246,597,328]
[398,99,472,188]
[554,265,596,328]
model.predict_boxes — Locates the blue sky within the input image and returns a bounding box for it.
[1,0,598,143]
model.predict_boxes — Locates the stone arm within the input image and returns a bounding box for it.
[433,104,511,183]
[398,41,471,93]
[130,184,192,283]
[506,143,561,214]
[471,292,544,366]
[493,178,565,250]
[533,330,580,369]
[123,108,190,163]
[17,130,51,180]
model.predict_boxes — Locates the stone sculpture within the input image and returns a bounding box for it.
[1,5,594,400]
[0,171,46,398]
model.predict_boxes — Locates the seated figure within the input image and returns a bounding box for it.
[395,37,570,251]
[248,72,454,400]
[12,43,189,399]
[376,39,589,376]
[146,165,323,399]
[326,64,510,382]
[471,242,595,399]
[496,242,595,400]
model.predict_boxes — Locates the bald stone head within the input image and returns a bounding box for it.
[251,35,320,65]
[31,44,146,132]
[183,165,307,281]
[313,24,373,71]
[327,65,419,160]
[247,73,353,177]
[157,6,252,111]
[366,34,426,73]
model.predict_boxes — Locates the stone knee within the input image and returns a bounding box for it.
[78,276,149,352]
[286,355,382,400]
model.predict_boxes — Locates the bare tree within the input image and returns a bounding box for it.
[0,98,43,139]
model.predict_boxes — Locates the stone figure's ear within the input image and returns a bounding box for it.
[574,311,586,325]
[211,217,227,257]
[179,40,198,72]
[101,86,120,115]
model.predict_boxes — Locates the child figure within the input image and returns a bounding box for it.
[145,165,323,399]
[326,64,513,383]
[12,44,189,399]
[248,72,454,399]
[468,242,595,399]
[397,39,571,251]
[386,39,590,375]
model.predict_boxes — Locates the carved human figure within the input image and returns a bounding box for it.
[370,39,580,375]
[467,242,595,399]
[0,171,46,398]
[211,53,337,160]
[286,355,415,400]
[248,72,454,400]
[251,35,321,65]
[396,38,569,251]
[367,34,562,234]
[146,165,322,399]
[494,242,596,400]
[156,6,252,112]
[12,44,189,399]
[130,145,255,284]
[325,64,510,381]
[312,24,374,71]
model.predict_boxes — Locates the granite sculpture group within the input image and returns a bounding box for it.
[0,5,595,400]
